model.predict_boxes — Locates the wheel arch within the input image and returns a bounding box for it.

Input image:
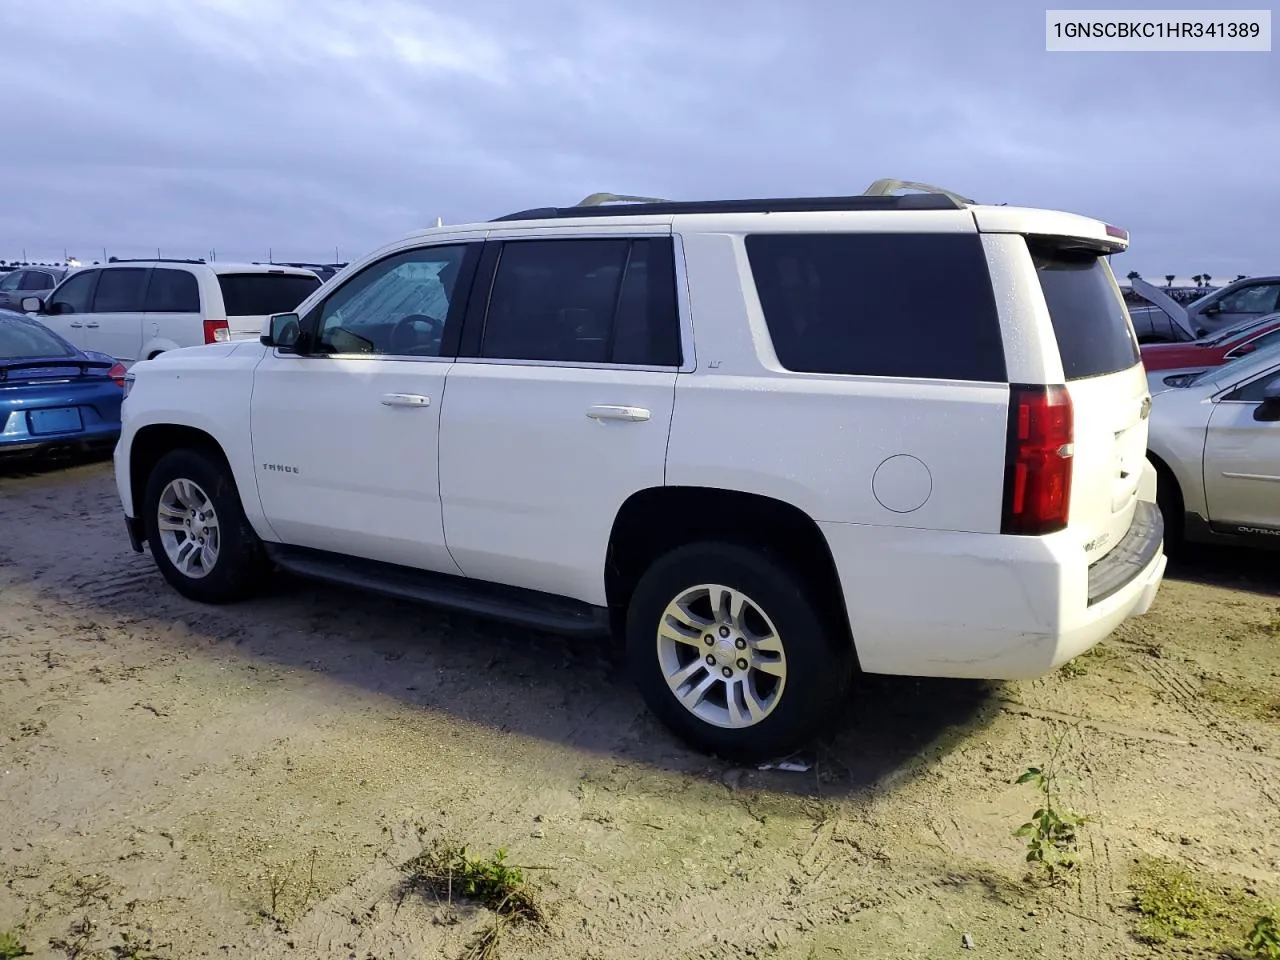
[604,485,858,663]
[129,424,233,531]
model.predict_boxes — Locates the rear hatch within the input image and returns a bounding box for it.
[216,271,323,339]
[1029,239,1150,566]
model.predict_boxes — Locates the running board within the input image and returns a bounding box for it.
[264,544,612,637]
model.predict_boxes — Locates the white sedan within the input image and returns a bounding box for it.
[1146,341,1280,550]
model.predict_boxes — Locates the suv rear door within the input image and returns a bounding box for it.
[1026,240,1150,568]
[438,233,683,605]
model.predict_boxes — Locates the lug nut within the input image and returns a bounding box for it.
[736,658,748,670]
[704,634,715,646]
[735,638,747,650]
[721,666,733,678]
[706,654,716,665]
[719,626,731,638]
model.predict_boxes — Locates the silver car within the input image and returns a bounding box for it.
[0,266,68,311]
[1129,275,1280,343]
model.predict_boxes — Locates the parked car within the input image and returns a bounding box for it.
[21,259,323,367]
[0,308,125,457]
[0,265,68,311]
[1146,341,1280,550]
[1142,312,1280,395]
[1129,275,1280,343]
[111,183,1165,761]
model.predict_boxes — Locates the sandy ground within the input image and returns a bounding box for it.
[2,456,1279,960]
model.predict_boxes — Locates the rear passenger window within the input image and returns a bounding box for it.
[145,268,200,312]
[480,238,682,366]
[91,268,149,313]
[1030,243,1141,380]
[745,233,1006,381]
[20,271,53,291]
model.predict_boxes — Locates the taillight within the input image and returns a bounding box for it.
[1001,384,1074,536]
[203,319,230,343]
[108,362,127,389]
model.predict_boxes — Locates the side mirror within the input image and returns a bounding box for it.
[261,312,301,351]
[1255,381,1280,422]
[1202,302,1222,316]
[19,296,45,313]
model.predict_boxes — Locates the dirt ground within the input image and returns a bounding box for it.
[2,456,1279,960]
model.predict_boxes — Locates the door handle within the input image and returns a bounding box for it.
[586,404,650,422]
[70,322,83,328]
[85,322,100,328]
[381,393,430,407]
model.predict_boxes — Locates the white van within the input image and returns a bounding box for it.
[23,260,322,367]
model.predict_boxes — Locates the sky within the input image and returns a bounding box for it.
[0,0,1276,278]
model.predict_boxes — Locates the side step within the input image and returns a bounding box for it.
[264,544,613,637]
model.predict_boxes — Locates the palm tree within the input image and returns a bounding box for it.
[1192,275,1204,287]
[1165,274,1175,287]
[1126,270,1141,280]
[1236,274,1246,282]
[1202,273,1212,287]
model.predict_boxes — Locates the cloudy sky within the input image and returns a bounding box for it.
[0,0,1275,277]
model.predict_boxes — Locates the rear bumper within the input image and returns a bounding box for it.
[819,505,1167,681]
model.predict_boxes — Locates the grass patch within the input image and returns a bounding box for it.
[1129,856,1265,952]
[0,929,31,959]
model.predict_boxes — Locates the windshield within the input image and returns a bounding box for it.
[0,315,75,359]
[1188,339,1280,387]
[1203,313,1280,345]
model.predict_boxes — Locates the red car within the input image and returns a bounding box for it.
[1141,313,1280,372]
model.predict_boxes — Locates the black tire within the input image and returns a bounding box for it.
[1153,461,1185,557]
[625,541,853,763]
[143,447,268,603]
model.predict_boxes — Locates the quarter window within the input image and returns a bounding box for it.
[479,237,682,366]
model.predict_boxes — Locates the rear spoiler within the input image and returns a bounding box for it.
[0,357,114,381]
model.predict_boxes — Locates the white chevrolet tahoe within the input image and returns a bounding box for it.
[112,182,1168,762]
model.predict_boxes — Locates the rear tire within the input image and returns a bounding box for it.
[143,448,268,603]
[625,541,852,763]
[1153,461,1185,557]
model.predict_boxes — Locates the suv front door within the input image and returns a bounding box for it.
[250,238,483,572]
[438,234,684,605]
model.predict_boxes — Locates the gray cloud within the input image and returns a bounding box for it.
[0,0,1275,276]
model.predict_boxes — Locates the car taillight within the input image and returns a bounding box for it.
[1001,384,1074,536]
[108,362,127,389]
[203,319,230,343]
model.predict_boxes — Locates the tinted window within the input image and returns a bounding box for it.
[49,270,98,314]
[92,268,149,313]
[145,268,200,312]
[218,273,321,317]
[746,233,1006,381]
[0,317,75,359]
[481,237,682,366]
[0,271,22,291]
[314,245,470,356]
[20,271,54,291]
[1030,243,1140,380]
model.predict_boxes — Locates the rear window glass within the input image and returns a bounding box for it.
[217,273,321,317]
[0,317,74,359]
[1030,243,1140,380]
[745,233,1007,382]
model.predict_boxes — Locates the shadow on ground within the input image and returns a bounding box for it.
[1165,542,1280,600]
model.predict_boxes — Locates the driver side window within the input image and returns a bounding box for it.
[1217,284,1280,315]
[311,244,472,357]
[1224,369,1280,403]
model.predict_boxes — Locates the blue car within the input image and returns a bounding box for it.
[0,308,125,457]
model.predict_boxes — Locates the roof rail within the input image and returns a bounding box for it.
[491,192,964,222]
[104,257,206,264]
[863,178,976,206]
[576,192,672,206]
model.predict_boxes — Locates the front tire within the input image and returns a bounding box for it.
[143,448,267,603]
[625,542,852,763]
